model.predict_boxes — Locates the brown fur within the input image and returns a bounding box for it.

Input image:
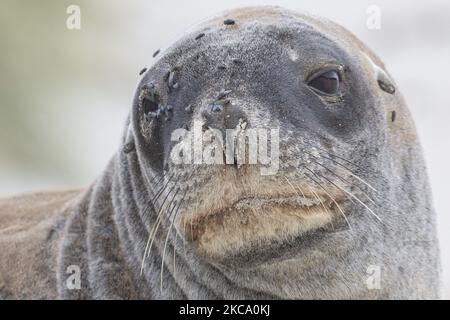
[0,190,81,299]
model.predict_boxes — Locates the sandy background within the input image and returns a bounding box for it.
[1,0,449,298]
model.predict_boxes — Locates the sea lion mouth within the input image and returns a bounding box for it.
[231,194,328,211]
[178,191,344,260]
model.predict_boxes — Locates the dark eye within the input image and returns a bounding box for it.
[307,70,340,96]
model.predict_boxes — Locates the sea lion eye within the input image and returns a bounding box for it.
[307,70,340,96]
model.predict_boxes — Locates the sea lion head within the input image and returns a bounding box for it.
[123,6,438,297]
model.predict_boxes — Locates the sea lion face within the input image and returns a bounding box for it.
[132,7,396,264]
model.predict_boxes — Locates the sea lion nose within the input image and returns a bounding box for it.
[202,103,247,168]
[201,90,247,131]
[196,91,254,168]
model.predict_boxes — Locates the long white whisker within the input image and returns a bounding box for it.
[303,171,353,231]
[160,189,187,293]
[301,165,381,222]
[140,186,179,275]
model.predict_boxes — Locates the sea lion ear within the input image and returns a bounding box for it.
[364,54,396,94]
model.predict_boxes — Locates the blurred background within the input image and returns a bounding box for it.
[1,0,449,298]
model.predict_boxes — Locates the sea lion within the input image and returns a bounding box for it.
[0,6,440,299]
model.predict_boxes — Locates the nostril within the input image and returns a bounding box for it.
[208,98,230,113]
[142,97,159,114]
[209,102,225,112]
[207,89,232,113]
[140,84,160,114]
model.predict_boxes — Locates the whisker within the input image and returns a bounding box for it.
[308,157,376,205]
[283,176,312,215]
[150,172,167,190]
[140,183,179,275]
[284,176,299,197]
[300,145,378,193]
[307,184,334,230]
[181,195,198,261]
[173,230,178,279]
[303,171,353,231]
[160,188,188,294]
[140,167,165,190]
[344,170,378,193]
[147,186,180,257]
[304,166,383,223]
[159,168,197,292]
[151,171,176,204]
[301,138,379,176]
